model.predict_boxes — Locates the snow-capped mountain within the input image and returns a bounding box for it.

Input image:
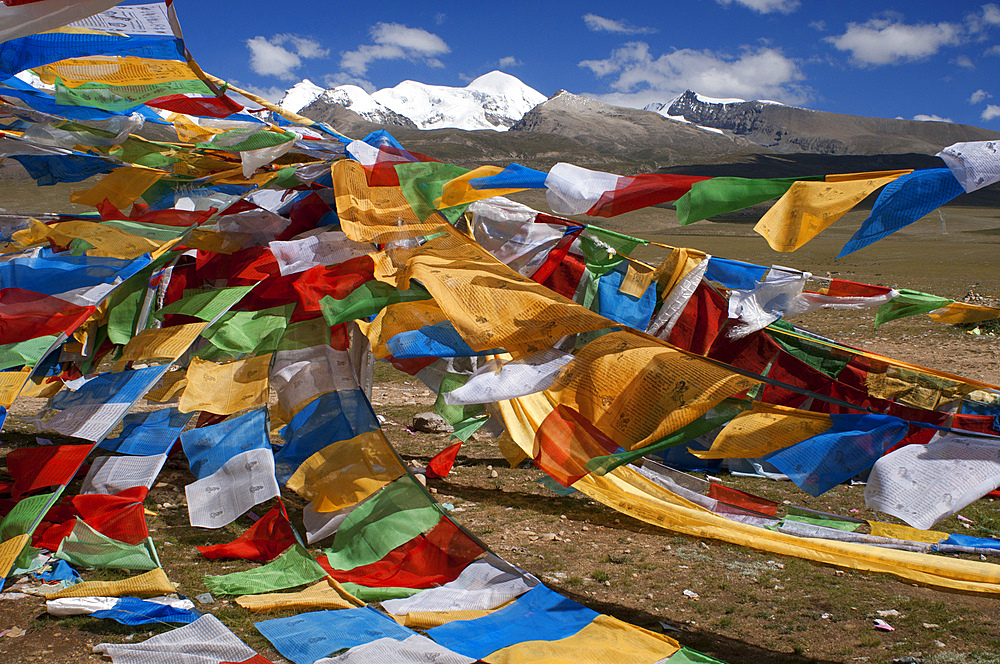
[279,71,546,132]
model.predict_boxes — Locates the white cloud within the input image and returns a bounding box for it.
[809,20,826,31]
[953,54,975,68]
[582,14,656,34]
[826,19,963,66]
[246,34,330,80]
[498,56,523,68]
[716,0,800,14]
[970,89,993,103]
[987,44,1000,55]
[579,43,808,107]
[983,3,1000,25]
[341,23,449,76]
[983,104,1000,120]
[913,113,952,122]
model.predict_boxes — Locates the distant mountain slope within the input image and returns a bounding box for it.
[508,90,763,167]
[658,90,1000,155]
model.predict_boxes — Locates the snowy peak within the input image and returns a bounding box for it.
[280,71,546,132]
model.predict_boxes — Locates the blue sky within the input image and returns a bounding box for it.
[178,1,1000,127]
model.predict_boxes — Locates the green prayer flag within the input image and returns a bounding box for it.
[56,78,214,112]
[584,225,648,256]
[675,176,822,225]
[665,647,728,664]
[278,318,333,351]
[54,521,159,570]
[204,544,326,596]
[394,161,471,222]
[450,414,489,442]
[766,320,852,378]
[320,281,431,327]
[0,492,57,541]
[338,582,423,602]
[875,289,951,328]
[153,285,255,322]
[323,476,442,571]
[198,129,296,153]
[0,335,61,372]
[199,304,293,359]
[785,507,863,533]
[434,373,484,427]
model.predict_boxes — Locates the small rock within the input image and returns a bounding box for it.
[934,640,946,648]
[682,589,699,600]
[411,412,453,434]
[542,533,558,541]
[490,469,499,478]
[195,593,214,604]
[877,609,900,617]
[922,623,938,629]
[429,487,438,494]
[415,473,427,486]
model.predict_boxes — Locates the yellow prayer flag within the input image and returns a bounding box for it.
[118,322,209,367]
[393,605,512,629]
[754,173,904,252]
[145,369,188,403]
[868,521,947,545]
[44,568,175,599]
[0,368,31,408]
[178,354,271,415]
[690,403,832,460]
[651,246,708,296]
[14,219,164,259]
[483,614,679,664]
[235,578,362,612]
[70,165,166,210]
[285,430,406,512]
[547,330,758,450]
[0,534,30,578]
[391,232,612,353]
[435,166,527,209]
[928,301,1000,324]
[333,159,450,243]
[35,56,201,87]
[496,390,1000,593]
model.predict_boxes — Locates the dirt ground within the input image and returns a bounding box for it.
[2,203,1000,664]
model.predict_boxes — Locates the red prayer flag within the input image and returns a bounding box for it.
[426,442,462,479]
[7,444,93,499]
[0,288,96,345]
[667,280,728,356]
[197,506,296,562]
[317,518,483,589]
[534,405,619,487]
[707,483,779,516]
[146,93,245,119]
